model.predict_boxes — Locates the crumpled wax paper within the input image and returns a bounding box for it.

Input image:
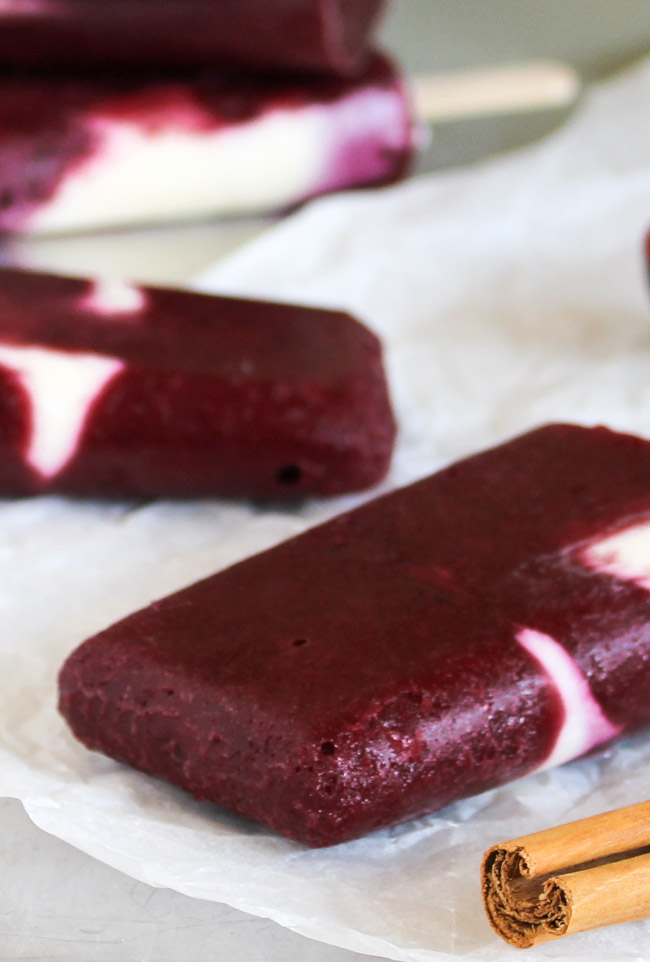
[3,56,650,962]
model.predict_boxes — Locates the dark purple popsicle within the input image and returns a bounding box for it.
[0,267,396,498]
[0,0,387,74]
[0,54,413,234]
[58,424,650,846]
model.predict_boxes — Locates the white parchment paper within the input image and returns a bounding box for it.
[3,58,650,962]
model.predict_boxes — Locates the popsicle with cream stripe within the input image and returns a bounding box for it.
[0,266,395,498]
[0,54,413,235]
[59,424,650,846]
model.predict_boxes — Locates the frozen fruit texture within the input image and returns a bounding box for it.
[58,425,650,846]
[0,54,413,234]
[0,267,396,498]
[0,0,387,75]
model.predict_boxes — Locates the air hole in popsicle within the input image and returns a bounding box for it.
[275,464,302,485]
[292,638,308,647]
[321,741,336,755]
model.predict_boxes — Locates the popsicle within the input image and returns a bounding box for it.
[0,54,413,235]
[0,0,387,75]
[58,424,650,847]
[0,266,395,498]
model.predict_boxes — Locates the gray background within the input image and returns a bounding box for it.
[4,3,650,960]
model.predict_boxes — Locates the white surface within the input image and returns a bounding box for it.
[1,54,650,962]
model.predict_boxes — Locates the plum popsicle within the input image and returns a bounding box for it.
[59,424,650,846]
[0,54,413,235]
[0,0,387,75]
[0,267,395,498]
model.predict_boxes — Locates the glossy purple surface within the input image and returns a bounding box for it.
[0,267,396,497]
[58,425,650,846]
[0,54,413,232]
[0,0,387,74]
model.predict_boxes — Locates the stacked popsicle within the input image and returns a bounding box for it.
[0,0,415,233]
[0,266,396,498]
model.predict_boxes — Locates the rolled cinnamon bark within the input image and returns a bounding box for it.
[483,800,650,947]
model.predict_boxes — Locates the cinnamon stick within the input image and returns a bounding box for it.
[482,800,650,948]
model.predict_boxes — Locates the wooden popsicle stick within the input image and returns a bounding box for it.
[412,60,580,122]
[482,800,650,948]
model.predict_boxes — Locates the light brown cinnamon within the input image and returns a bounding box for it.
[482,800,650,948]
